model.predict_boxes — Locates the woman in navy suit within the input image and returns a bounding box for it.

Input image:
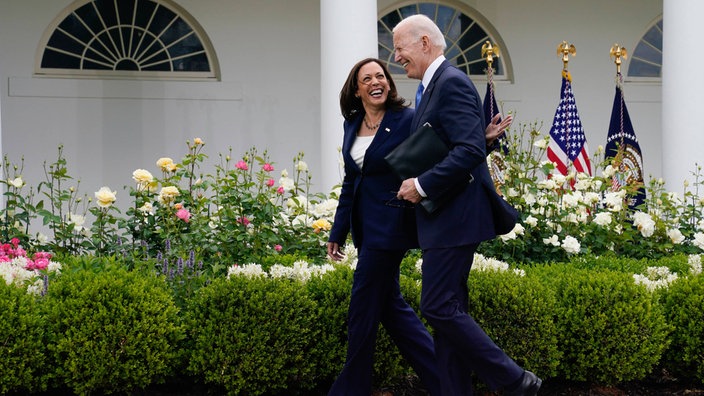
[326,58,440,396]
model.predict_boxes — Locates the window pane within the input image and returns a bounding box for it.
[39,0,215,78]
[628,18,662,78]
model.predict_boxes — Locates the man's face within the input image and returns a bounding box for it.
[393,26,425,80]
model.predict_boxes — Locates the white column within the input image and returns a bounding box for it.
[0,86,2,207]
[320,0,378,193]
[662,0,704,193]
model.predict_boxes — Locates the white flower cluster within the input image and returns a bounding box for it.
[414,254,525,277]
[328,244,359,270]
[227,263,267,279]
[268,260,335,282]
[226,260,335,282]
[541,234,581,254]
[473,253,526,276]
[0,257,62,295]
[633,266,679,292]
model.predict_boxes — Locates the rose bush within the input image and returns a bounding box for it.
[0,128,702,275]
[479,122,704,263]
[1,140,337,277]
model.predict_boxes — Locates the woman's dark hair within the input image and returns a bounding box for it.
[339,58,408,121]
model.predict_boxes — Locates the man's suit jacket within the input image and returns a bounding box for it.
[329,107,419,251]
[411,60,516,249]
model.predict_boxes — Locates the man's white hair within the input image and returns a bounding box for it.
[393,14,447,51]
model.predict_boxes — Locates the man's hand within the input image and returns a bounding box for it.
[486,113,513,146]
[397,178,422,203]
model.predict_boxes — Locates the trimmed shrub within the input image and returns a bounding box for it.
[184,275,321,395]
[42,265,183,395]
[0,282,48,394]
[660,273,704,383]
[536,265,671,384]
[468,268,561,378]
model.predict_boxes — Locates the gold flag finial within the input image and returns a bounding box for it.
[557,41,576,70]
[481,41,500,68]
[610,43,628,75]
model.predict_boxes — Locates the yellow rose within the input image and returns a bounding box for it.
[95,186,116,208]
[158,186,180,203]
[156,157,175,172]
[132,169,154,188]
[193,137,204,145]
[312,218,331,232]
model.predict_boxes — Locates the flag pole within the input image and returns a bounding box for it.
[609,43,627,76]
[557,40,576,76]
[610,44,628,151]
[481,41,500,119]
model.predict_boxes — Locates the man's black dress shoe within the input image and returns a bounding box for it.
[504,370,542,396]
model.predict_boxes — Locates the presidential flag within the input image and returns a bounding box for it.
[483,81,509,154]
[547,71,592,177]
[605,84,645,209]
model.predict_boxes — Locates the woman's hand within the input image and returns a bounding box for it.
[327,242,345,261]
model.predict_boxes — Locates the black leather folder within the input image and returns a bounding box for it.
[384,122,448,181]
[384,123,454,213]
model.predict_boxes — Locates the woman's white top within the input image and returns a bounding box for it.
[350,135,374,169]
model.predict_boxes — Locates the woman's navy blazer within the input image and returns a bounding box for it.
[328,107,418,251]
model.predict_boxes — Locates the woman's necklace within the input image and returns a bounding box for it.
[364,114,383,130]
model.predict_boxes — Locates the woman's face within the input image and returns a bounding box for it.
[355,61,390,110]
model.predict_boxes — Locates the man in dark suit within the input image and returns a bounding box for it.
[393,14,541,396]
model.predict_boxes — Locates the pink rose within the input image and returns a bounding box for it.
[277,186,284,195]
[235,160,249,170]
[237,216,251,226]
[274,244,282,252]
[10,238,20,247]
[33,258,49,270]
[266,178,275,187]
[263,163,274,172]
[176,208,191,223]
[33,252,52,260]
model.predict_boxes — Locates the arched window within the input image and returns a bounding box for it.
[627,17,662,79]
[377,1,511,81]
[35,0,219,80]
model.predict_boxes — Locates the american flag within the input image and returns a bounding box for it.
[605,83,645,209]
[547,71,592,177]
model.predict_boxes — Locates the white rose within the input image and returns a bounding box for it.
[692,232,704,251]
[593,212,612,227]
[533,137,548,149]
[279,176,295,192]
[524,215,538,227]
[561,235,581,254]
[138,202,153,214]
[632,211,655,237]
[543,235,560,247]
[667,228,685,244]
[7,177,23,188]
